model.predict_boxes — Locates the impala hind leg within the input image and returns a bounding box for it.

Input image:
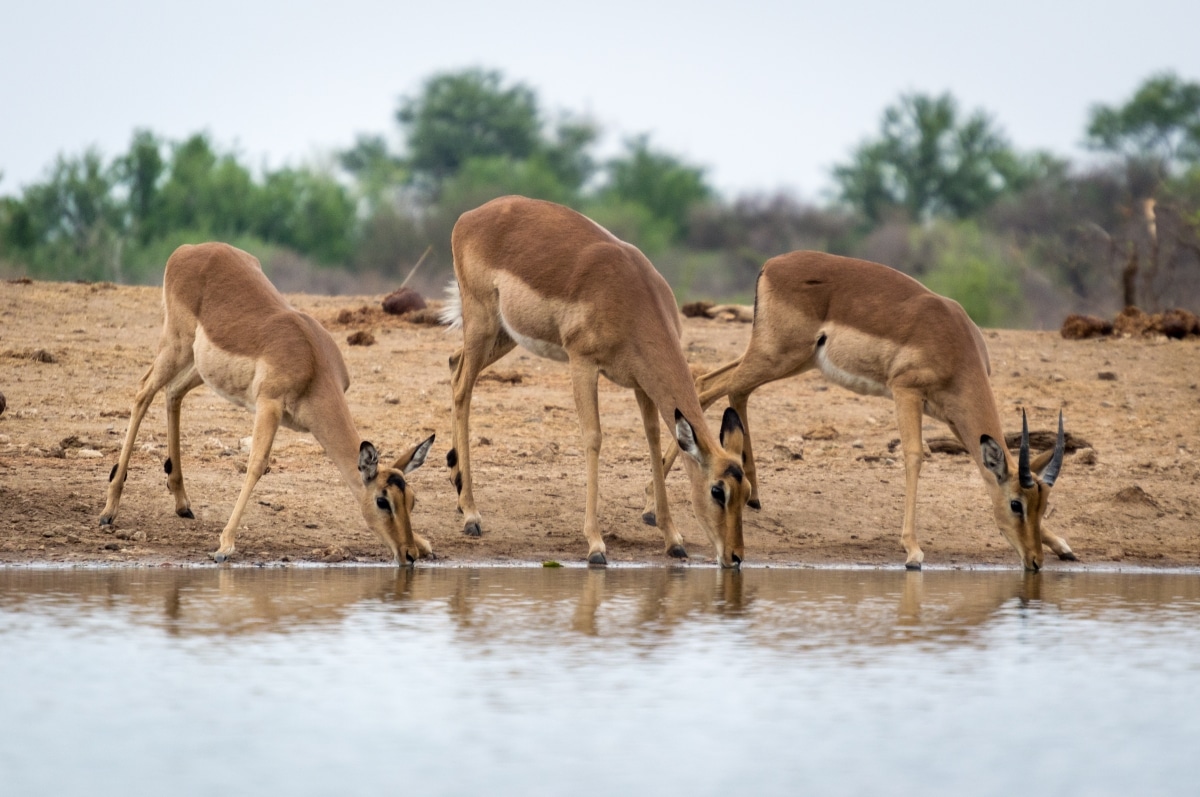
[100,339,194,525]
[635,387,687,559]
[214,397,283,562]
[570,361,607,565]
[448,329,515,537]
[893,388,926,569]
[164,369,204,520]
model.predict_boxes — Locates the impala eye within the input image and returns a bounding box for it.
[711,484,726,506]
[1009,499,1022,515]
[375,496,391,511]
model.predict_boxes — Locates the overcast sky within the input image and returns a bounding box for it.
[3,0,1199,201]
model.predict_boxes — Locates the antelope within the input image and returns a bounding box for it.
[648,250,1074,571]
[99,242,436,564]
[442,196,750,567]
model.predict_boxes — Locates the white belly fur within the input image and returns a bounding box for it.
[814,324,893,398]
[500,313,569,362]
[193,327,261,410]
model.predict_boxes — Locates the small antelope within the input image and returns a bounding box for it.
[442,196,750,567]
[99,242,436,564]
[650,250,1073,570]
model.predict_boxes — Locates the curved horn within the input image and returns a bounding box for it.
[1040,411,1066,487]
[1018,410,1034,488]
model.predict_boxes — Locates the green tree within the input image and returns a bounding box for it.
[116,129,165,242]
[834,93,1036,225]
[397,69,542,188]
[339,134,407,209]
[1086,72,1200,177]
[600,135,712,243]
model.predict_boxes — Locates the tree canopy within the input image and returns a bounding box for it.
[833,93,1041,224]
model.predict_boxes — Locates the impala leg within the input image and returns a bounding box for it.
[570,361,607,565]
[214,397,283,562]
[164,368,204,520]
[448,331,515,537]
[100,341,193,525]
[1042,529,1077,561]
[635,387,687,559]
[893,388,926,569]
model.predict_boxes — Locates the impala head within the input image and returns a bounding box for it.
[980,411,1066,572]
[357,435,435,565]
[675,407,750,568]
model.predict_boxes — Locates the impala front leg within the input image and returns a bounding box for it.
[214,397,283,562]
[164,368,203,519]
[570,361,606,565]
[635,388,687,559]
[893,387,926,569]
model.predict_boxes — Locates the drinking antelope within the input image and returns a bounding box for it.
[649,250,1073,570]
[99,242,436,564]
[442,196,750,567]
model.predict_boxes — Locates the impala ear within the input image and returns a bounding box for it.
[359,441,380,484]
[719,407,745,459]
[675,409,703,464]
[980,435,1008,483]
[393,433,435,475]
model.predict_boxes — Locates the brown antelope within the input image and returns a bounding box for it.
[442,196,750,567]
[99,242,436,564]
[648,250,1073,571]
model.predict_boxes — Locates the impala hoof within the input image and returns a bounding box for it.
[904,560,922,571]
[587,551,607,566]
[747,498,761,511]
[405,552,416,564]
[666,544,688,559]
[731,552,742,566]
[463,521,481,537]
[99,515,113,526]
[213,550,232,563]
[177,508,195,519]
[641,511,657,527]
[1059,551,1078,561]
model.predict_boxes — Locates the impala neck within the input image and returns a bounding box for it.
[313,400,368,499]
[641,353,718,451]
[945,386,1010,483]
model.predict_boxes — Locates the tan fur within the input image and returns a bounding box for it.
[445,196,750,567]
[99,242,435,564]
[649,250,1073,570]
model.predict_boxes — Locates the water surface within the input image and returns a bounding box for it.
[1,566,1197,795]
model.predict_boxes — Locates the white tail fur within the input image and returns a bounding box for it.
[440,280,463,330]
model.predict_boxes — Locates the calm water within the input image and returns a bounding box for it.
[1,566,1197,796]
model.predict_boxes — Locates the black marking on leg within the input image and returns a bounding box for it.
[642,511,657,527]
[817,332,827,347]
[667,544,688,559]
[446,448,458,469]
[747,498,761,510]
[108,464,118,483]
[177,508,195,519]
[164,458,173,475]
[454,473,463,494]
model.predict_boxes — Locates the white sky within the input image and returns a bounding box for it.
[3,0,1199,201]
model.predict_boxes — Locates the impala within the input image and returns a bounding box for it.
[442,196,750,567]
[649,250,1073,571]
[99,242,436,564]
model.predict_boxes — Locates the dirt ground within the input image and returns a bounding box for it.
[1,278,1198,570]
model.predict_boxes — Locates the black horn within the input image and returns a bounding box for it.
[1018,410,1034,488]
[1041,411,1066,487]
